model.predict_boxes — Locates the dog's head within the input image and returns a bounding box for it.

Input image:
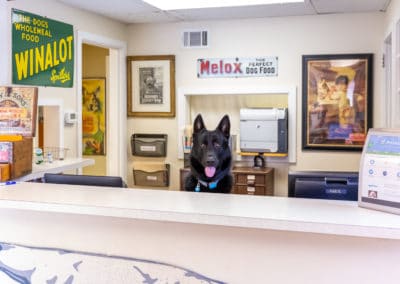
[190,114,231,180]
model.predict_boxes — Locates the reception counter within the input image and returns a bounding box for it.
[0,182,400,283]
[13,157,95,181]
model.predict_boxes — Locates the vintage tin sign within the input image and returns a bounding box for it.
[12,9,74,87]
[197,57,278,78]
[0,86,38,136]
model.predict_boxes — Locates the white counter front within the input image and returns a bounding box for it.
[0,183,400,283]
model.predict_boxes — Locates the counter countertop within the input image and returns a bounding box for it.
[14,158,95,181]
[1,182,399,240]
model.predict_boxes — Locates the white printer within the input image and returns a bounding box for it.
[240,108,288,153]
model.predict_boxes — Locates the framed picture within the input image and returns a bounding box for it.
[302,54,373,151]
[127,55,175,117]
[82,78,106,155]
[0,86,38,136]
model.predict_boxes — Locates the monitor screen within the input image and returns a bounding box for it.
[365,134,400,155]
[44,173,126,188]
[359,128,400,215]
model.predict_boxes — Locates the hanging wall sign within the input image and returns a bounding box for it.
[11,9,74,87]
[197,57,278,78]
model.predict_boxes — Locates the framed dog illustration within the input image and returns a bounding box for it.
[82,78,106,155]
[302,54,373,151]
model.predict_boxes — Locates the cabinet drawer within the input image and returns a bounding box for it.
[235,174,265,186]
[235,185,265,195]
[264,186,274,196]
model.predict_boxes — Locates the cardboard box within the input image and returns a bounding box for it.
[0,137,32,178]
[0,164,10,181]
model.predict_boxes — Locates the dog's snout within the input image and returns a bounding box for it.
[206,153,216,165]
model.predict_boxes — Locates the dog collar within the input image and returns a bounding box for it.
[195,179,219,192]
[193,166,230,192]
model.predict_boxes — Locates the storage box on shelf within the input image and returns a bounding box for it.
[0,164,10,181]
[133,164,170,187]
[131,134,167,157]
[0,137,33,179]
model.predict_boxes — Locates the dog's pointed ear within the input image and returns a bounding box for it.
[217,115,230,138]
[193,114,205,134]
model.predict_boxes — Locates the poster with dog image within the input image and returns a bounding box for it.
[82,78,106,155]
[302,54,373,151]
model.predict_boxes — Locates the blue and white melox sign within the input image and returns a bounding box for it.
[197,57,278,78]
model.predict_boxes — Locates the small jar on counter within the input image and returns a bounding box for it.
[35,148,44,165]
[46,152,53,163]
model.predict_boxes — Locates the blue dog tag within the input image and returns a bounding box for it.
[209,181,217,190]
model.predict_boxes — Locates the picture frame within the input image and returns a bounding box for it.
[0,86,38,136]
[127,55,175,117]
[82,78,106,155]
[302,54,373,151]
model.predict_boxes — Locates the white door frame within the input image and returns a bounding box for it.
[384,33,392,128]
[76,31,127,179]
[36,98,65,151]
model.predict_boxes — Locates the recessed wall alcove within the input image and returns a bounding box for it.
[177,86,297,163]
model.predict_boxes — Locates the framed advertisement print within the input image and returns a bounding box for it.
[302,54,373,151]
[82,78,106,155]
[0,86,38,136]
[127,55,175,117]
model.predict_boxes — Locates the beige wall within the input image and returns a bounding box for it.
[384,0,400,34]
[0,0,127,160]
[82,44,109,176]
[127,12,385,194]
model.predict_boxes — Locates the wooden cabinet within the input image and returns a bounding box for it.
[180,166,274,196]
[232,167,274,196]
[180,168,191,190]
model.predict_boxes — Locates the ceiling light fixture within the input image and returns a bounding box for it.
[143,0,304,10]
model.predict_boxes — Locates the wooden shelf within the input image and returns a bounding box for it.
[0,135,23,141]
[239,152,288,157]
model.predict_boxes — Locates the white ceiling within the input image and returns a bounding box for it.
[56,0,391,24]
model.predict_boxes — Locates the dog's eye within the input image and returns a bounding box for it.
[214,142,221,148]
[201,143,207,149]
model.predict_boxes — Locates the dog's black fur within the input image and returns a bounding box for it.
[184,114,232,193]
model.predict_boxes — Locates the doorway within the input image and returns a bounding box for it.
[77,31,127,180]
[81,44,109,176]
[38,105,61,150]
[34,97,65,160]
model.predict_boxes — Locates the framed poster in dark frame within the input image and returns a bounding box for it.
[302,53,373,151]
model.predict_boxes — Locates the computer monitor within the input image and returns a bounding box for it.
[43,173,126,188]
[358,128,400,215]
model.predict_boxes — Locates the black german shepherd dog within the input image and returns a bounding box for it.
[185,114,232,193]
